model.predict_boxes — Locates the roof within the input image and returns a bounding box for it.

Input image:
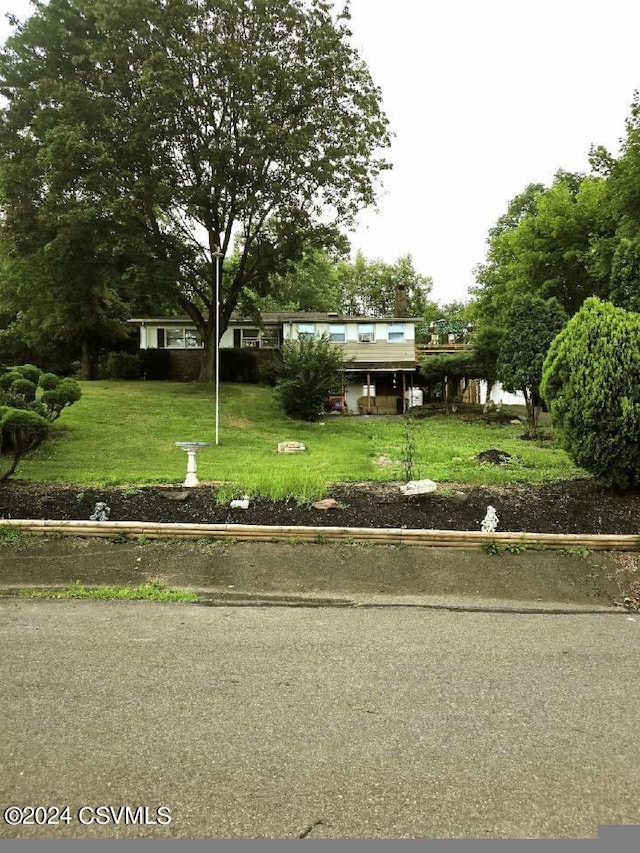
[129,312,422,325]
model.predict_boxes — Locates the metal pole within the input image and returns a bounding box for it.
[213,247,222,446]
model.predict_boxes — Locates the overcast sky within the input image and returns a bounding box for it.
[3,0,640,304]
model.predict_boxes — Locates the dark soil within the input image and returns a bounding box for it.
[1,478,640,534]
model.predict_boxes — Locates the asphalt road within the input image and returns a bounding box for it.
[1,599,639,839]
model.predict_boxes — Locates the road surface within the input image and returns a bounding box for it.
[1,599,639,838]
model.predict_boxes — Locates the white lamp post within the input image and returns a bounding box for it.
[213,246,223,445]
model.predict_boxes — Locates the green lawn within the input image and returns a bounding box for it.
[16,381,587,498]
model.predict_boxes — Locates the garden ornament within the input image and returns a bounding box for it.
[481,505,499,533]
[90,502,111,522]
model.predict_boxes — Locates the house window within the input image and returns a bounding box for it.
[241,329,261,348]
[387,323,405,343]
[329,324,346,343]
[160,327,202,348]
[357,323,375,343]
[297,323,316,340]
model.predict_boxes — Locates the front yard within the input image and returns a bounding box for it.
[14,381,586,498]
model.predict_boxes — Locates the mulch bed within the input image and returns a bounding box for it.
[0,479,639,534]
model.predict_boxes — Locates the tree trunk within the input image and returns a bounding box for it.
[80,339,97,380]
[198,330,216,383]
[524,387,539,437]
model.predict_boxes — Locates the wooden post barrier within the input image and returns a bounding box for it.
[1,519,640,550]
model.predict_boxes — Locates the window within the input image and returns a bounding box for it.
[329,324,346,343]
[160,327,202,348]
[387,323,405,343]
[357,323,375,343]
[297,323,316,340]
[241,329,261,348]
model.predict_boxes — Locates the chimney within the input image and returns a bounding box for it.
[394,284,408,317]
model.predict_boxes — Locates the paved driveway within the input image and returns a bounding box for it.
[1,600,639,838]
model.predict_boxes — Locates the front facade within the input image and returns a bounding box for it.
[129,312,423,414]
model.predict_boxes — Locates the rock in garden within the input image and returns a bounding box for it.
[277,441,306,453]
[477,449,511,465]
[161,490,191,502]
[230,497,250,509]
[312,498,340,510]
[399,479,437,496]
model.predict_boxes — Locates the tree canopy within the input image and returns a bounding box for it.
[0,0,392,378]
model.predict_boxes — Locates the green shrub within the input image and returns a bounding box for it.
[14,364,42,384]
[139,348,171,380]
[0,408,50,480]
[0,365,82,423]
[219,348,258,383]
[274,334,347,421]
[40,378,82,421]
[541,297,640,489]
[10,378,37,402]
[101,351,142,380]
[0,370,23,391]
[38,372,60,391]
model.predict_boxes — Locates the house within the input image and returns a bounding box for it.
[128,310,424,414]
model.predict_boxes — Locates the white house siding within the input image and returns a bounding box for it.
[479,380,526,407]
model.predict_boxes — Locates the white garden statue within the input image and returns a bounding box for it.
[481,505,499,533]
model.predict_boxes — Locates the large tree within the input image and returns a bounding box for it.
[496,293,567,437]
[0,0,391,379]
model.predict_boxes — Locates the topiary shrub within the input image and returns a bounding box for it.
[14,364,42,384]
[38,372,60,391]
[274,335,347,421]
[0,365,81,422]
[39,378,82,421]
[541,297,640,489]
[0,408,50,480]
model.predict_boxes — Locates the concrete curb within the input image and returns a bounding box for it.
[0,584,627,615]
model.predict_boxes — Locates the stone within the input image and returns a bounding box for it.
[161,490,191,502]
[399,479,437,496]
[277,441,306,453]
[312,498,340,510]
[230,497,250,509]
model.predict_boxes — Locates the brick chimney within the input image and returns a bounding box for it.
[394,284,408,317]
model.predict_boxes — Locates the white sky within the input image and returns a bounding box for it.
[347,0,640,303]
[3,0,640,304]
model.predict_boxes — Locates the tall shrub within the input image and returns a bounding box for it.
[274,335,347,421]
[541,297,640,488]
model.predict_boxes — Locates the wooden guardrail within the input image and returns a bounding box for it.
[2,519,640,550]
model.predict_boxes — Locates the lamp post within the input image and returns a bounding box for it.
[213,246,223,446]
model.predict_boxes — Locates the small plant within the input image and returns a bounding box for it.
[110,532,129,544]
[504,542,527,554]
[120,487,142,497]
[558,546,592,558]
[0,525,37,550]
[401,416,418,482]
[481,539,503,555]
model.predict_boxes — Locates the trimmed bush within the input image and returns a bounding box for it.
[14,364,42,384]
[0,365,81,422]
[101,351,142,380]
[0,408,50,480]
[38,372,60,391]
[219,348,259,383]
[541,297,640,489]
[139,348,171,380]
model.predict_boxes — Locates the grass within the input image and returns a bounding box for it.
[14,381,588,499]
[19,580,199,602]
